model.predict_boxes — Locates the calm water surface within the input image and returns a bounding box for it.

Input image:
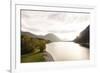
[46,42,89,61]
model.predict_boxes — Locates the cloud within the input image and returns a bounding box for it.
[21,10,90,40]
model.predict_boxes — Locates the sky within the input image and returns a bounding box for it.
[21,10,90,41]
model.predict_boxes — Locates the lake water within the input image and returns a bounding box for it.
[46,42,89,61]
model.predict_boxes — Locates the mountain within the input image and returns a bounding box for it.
[21,31,60,55]
[43,33,61,42]
[21,32,61,42]
[74,25,90,48]
[21,32,51,55]
[21,32,37,38]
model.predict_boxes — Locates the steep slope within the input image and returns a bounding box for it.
[74,25,90,48]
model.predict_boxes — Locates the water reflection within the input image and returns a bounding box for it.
[46,42,89,61]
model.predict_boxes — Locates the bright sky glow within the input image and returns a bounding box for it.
[21,10,90,41]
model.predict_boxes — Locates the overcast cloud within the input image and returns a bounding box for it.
[21,10,90,40]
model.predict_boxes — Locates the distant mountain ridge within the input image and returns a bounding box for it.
[21,32,37,38]
[43,33,61,42]
[21,32,61,42]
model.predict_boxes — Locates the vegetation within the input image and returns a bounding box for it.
[21,34,34,55]
[74,25,89,48]
[21,32,51,63]
[21,52,46,63]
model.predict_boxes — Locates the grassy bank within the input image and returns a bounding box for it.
[21,51,46,63]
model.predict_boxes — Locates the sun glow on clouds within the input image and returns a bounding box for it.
[21,10,90,41]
